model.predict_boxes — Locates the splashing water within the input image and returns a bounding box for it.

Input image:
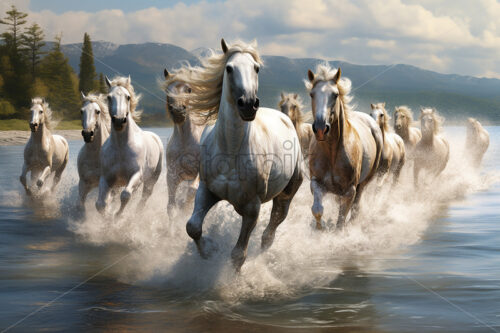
[50,126,498,306]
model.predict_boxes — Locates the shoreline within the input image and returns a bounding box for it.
[0,130,83,146]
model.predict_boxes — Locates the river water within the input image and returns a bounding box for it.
[0,127,499,332]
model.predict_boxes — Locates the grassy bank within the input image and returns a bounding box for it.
[0,119,82,131]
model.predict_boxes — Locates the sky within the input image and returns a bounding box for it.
[2,0,500,79]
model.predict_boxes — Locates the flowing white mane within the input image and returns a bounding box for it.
[108,76,142,121]
[165,40,263,124]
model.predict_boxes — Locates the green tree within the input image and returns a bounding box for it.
[97,72,107,93]
[0,5,31,113]
[21,23,46,80]
[78,32,97,94]
[39,34,80,120]
[0,5,28,54]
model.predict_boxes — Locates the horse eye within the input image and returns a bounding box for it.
[96,110,101,115]
[255,66,259,74]
[39,110,43,114]
[226,65,233,74]
[186,87,192,93]
[127,95,131,101]
[80,110,83,114]
[309,92,313,98]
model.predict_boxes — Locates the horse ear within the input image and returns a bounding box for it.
[164,68,169,79]
[81,91,86,100]
[307,69,314,82]
[280,92,284,99]
[370,103,375,109]
[293,93,298,99]
[221,38,229,54]
[105,76,112,88]
[333,67,341,83]
[127,75,131,85]
[382,102,386,107]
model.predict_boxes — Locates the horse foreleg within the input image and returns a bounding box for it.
[20,163,31,196]
[413,163,421,188]
[78,179,92,212]
[186,181,220,259]
[96,176,112,215]
[36,166,51,189]
[336,185,356,230]
[262,165,303,250]
[311,178,325,230]
[116,172,142,217]
[183,175,199,210]
[167,171,181,220]
[232,199,261,272]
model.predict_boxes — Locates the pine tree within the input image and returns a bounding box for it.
[98,72,107,93]
[21,23,46,80]
[0,5,28,55]
[39,34,80,120]
[0,5,30,113]
[78,32,97,94]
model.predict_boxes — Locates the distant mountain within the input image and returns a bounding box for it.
[59,41,500,123]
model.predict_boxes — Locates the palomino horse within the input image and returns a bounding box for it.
[370,103,405,185]
[168,39,303,270]
[306,64,382,230]
[278,92,313,159]
[414,108,449,186]
[163,69,204,219]
[465,118,489,168]
[20,98,69,196]
[96,76,164,217]
[77,92,110,211]
[393,106,422,156]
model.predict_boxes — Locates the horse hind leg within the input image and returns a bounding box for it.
[232,198,261,272]
[51,148,69,192]
[262,166,303,250]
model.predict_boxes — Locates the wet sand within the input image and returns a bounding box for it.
[0,130,82,146]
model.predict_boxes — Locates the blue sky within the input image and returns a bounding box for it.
[3,0,500,79]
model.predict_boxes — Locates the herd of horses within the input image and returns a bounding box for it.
[20,39,490,271]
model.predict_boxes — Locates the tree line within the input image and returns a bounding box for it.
[0,5,107,122]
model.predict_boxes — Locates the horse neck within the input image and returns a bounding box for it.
[173,115,194,141]
[326,101,347,149]
[31,122,51,145]
[214,88,247,154]
[421,129,434,145]
[94,116,110,147]
[398,123,410,141]
[111,114,140,145]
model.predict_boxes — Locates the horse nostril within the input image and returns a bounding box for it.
[237,98,244,107]
[254,98,260,109]
[325,124,330,134]
[312,123,317,133]
[90,131,94,136]
[112,116,117,121]
[122,117,127,124]
[81,130,85,136]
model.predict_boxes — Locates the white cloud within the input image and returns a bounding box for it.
[2,0,500,78]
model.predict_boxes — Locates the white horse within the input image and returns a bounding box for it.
[465,118,489,168]
[96,76,164,217]
[169,39,303,270]
[370,103,405,185]
[77,92,111,211]
[414,108,449,186]
[163,69,204,219]
[20,98,69,196]
[393,105,422,157]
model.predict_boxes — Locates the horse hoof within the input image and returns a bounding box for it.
[197,237,218,259]
[261,231,275,251]
[231,249,246,272]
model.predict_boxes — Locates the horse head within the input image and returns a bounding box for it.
[222,39,260,121]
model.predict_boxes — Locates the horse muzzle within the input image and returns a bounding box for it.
[237,97,259,121]
[112,116,127,131]
[29,123,38,132]
[312,122,330,141]
[82,130,94,143]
